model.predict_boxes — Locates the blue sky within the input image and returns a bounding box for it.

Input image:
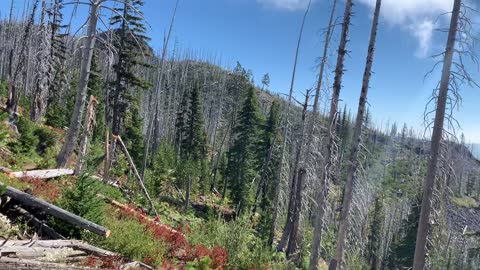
[2,0,480,143]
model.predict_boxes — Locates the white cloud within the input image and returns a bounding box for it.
[357,0,455,57]
[257,0,312,10]
[411,20,435,58]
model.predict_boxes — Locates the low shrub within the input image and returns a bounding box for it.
[451,196,479,208]
[97,210,168,267]
[33,127,57,155]
[187,216,293,269]
[52,174,105,238]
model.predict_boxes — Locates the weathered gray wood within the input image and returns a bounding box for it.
[0,257,93,270]
[0,240,115,257]
[0,183,110,237]
[0,246,85,259]
[8,169,74,179]
[413,1,462,269]
[75,95,97,175]
[115,135,159,217]
[331,0,382,268]
[12,206,66,240]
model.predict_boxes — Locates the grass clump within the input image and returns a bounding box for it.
[451,196,479,208]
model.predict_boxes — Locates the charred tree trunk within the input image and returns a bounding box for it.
[310,0,353,269]
[413,0,461,269]
[331,0,381,268]
[56,2,100,167]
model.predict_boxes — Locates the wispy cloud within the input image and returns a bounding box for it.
[256,0,312,11]
[357,0,455,57]
[411,20,435,58]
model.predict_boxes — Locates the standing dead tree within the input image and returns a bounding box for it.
[141,0,180,181]
[75,95,97,175]
[309,0,353,269]
[30,0,52,123]
[6,0,38,122]
[307,0,338,265]
[413,0,480,268]
[331,1,381,268]
[56,1,102,167]
[271,0,311,248]
[286,89,311,263]
[274,0,311,252]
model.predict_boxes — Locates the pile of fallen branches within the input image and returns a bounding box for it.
[0,239,151,270]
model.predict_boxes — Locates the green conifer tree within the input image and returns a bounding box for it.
[258,101,281,242]
[174,89,189,155]
[226,86,264,214]
[182,83,207,161]
[367,193,384,269]
[109,0,152,136]
[388,201,420,268]
[124,97,145,166]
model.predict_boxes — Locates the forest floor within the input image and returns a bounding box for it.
[0,114,291,269]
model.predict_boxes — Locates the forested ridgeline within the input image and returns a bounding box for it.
[0,0,480,269]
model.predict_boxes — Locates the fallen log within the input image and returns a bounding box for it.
[0,257,92,270]
[6,169,74,179]
[0,240,115,257]
[97,194,184,238]
[0,246,85,259]
[11,206,66,240]
[0,240,152,269]
[0,183,110,238]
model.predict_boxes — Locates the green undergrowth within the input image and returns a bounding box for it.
[451,196,479,208]
[0,119,297,269]
[0,114,59,170]
[187,216,294,269]
[94,210,168,267]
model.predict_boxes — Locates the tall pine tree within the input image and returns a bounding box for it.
[109,0,151,136]
[388,200,420,269]
[258,101,281,242]
[182,83,207,161]
[226,86,264,214]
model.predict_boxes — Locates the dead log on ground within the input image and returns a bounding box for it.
[97,194,184,238]
[0,240,153,270]
[0,183,110,237]
[0,240,115,257]
[10,206,66,240]
[6,169,74,179]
